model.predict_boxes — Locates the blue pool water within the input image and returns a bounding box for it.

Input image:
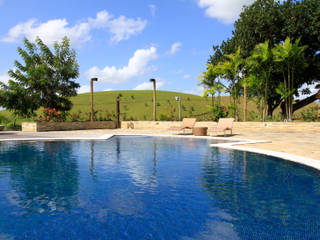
[0,136,319,240]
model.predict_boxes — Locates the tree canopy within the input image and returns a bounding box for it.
[0,37,80,118]
[204,0,320,119]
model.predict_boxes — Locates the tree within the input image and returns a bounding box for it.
[273,37,308,121]
[213,47,244,120]
[208,0,320,118]
[246,40,274,121]
[199,64,226,108]
[0,37,80,118]
[199,64,219,107]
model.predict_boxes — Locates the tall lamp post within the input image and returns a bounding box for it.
[150,78,156,121]
[90,77,98,122]
[175,96,181,121]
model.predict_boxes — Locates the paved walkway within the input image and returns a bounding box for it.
[0,128,319,161]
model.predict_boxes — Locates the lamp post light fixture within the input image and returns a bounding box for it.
[150,78,157,121]
[175,96,181,121]
[90,77,98,122]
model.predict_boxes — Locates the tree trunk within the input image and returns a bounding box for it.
[281,90,320,116]
[243,83,247,122]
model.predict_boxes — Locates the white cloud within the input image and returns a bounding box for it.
[133,80,164,90]
[86,46,158,84]
[197,0,254,24]
[166,42,182,55]
[1,10,147,45]
[105,15,147,43]
[104,89,113,91]
[185,85,205,96]
[77,85,90,94]
[183,74,190,79]
[0,72,9,85]
[149,4,156,17]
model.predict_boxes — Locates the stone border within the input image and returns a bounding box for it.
[0,134,114,142]
[0,132,318,171]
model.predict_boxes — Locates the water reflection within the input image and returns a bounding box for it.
[0,141,79,214]
[200,148,320,238]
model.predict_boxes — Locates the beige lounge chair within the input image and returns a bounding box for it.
[169,118,196,134]
[209,118,234,136]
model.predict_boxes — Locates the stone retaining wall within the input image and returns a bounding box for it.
[121,121,320,131]
[22,120,320,132]
[22,121,117,132]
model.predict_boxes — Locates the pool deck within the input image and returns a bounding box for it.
[0,127,319,170]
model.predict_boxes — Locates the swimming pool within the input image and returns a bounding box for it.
[0,136,319,239]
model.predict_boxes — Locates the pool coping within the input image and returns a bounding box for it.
[0,133,319,171]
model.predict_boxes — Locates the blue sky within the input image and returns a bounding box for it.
[0,0,255,94]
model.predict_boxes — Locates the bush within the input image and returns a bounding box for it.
[210,105,229,121]
[248,110,260,121]
[299,105,320,122]
[36,108,67,122]
[160,114,175,121]
[0,114,9,124]
[5,123,22,131]
[68,110,83,122]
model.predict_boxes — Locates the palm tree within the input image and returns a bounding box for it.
[199,64,218,107]
[214,47,244,121]
[246,41,273,121]
[272,37,307,121]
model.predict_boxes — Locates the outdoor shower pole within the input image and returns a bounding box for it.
[150,78,156,121]
[116,95,120,128]
[90,78,98,122]
[175,96,181,121]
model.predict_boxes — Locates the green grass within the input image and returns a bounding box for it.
[69,90,265,121]
[71,90,210,121]
[0,90,317,125]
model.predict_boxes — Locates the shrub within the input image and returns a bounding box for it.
[299,105,320,122]
[0,114,9,124]
[68,112,82,122]
[5,123,21,131]
[36,108,67,122]
[160,114,175,121]
[248,110,260,121]
[210,105,228,121]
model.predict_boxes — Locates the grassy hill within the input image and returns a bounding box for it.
[69,90,262,121]
[0,90,316,127]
